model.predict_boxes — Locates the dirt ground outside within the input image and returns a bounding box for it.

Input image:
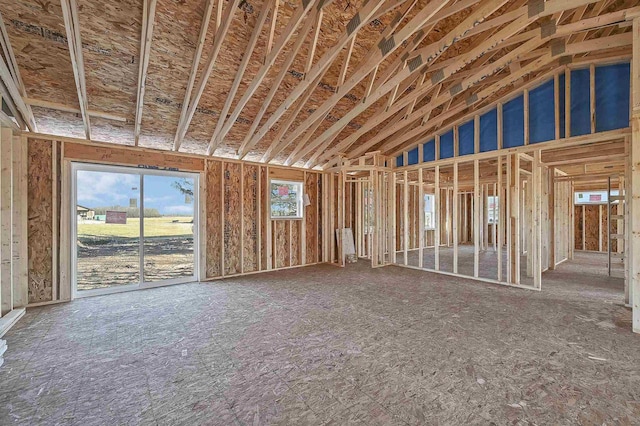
[76,216,195,291]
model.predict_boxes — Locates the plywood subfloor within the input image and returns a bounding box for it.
[0,258,638,425]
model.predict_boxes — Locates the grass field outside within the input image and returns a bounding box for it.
[78,216,193,238]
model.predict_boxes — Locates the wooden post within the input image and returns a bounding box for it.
[497,156,503,281]
[510,154,520,285]
[533,150,542,289]
[418,168,424,269]
[474,159,480,278]
[0,126,13,315]
[403,170,409,265]
[549,167,556,270]
[453,162,459,274]
[630,17,640,332]
[435,165,440,271]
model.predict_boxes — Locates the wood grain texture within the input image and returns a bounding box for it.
[206,159,222,278]
[242,164,258,273]
[305,172,318,264]
[224,162,242,275]
[27,139,53,303]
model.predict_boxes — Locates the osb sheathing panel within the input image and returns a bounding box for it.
[224,162,242,275]
[1,0,77,105]
[584,205,600,251]
[274,220,287,269]
[31,107,86,140]
[139,0,208,150]
[77,0,141,118]
[27,139,53,303]
[305,172,318,264]
[242,164,259,273]
[290,220,300,267]
[260,166,268,270]
[206,159,222,278]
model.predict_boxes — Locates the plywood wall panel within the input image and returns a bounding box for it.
[206,160,222,278]
[584,205,600,251]
[224,163,242,275]
[305,172,318,264]
[243,165,259,273]
[27,139,53,303]
[260,166,269,271]
[274,221,287,269]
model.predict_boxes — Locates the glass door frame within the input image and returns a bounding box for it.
[71,162,200,298]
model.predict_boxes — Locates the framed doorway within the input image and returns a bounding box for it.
[71,162,200,298]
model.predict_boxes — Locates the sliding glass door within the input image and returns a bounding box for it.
[72,163,199,297]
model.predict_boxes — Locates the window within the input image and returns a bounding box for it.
[424,194,435,230]
[488,196,499,224]
[270,180,303,219]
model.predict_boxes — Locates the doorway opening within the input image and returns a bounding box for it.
[71,163,199,297]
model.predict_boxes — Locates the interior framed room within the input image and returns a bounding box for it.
[1,0,640,424]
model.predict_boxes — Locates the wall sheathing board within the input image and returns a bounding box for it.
[27,139,54,303]
[242,165,258,273]
[224,163,242,275]
[260,166,269,271]
[25,137,326,301]
[305,172,318,264]
[206,160,222,278]
[290,221,300,267]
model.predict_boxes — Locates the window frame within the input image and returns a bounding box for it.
[269,179,304,220]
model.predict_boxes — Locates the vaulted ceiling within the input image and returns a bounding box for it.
[0,0,636,168]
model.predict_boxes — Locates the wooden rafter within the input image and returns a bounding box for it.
[134,0,158,146]
[172,0,217,151]
[206,0,272,155]
[0,11,36,132]
[211,0,319,150]
[380,32,632,158]
[173,0,242,150]
[60,0,91,140]
[313,0,619,167]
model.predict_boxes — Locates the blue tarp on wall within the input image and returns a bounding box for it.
[529,79,555,144]
[407,147,419,165]
[458,120,475,156]
[570,68,591,136]
[423,139,436,162]
[440,130,454,159]
[396,155,404,167]
[559,73,566,138]
[480,109,497,152]
[595,63,630,132]
[503,95,524,148]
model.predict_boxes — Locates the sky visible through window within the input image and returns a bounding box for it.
[77,170,194,216]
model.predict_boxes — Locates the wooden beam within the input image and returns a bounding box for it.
[134,0,158,145]
[172,0,216,151]
[173,0,242,150]
[206,0,272,155]
[630,16,640,332]
[60,0,91,140]
[241,0,389,159]
[212,0,320,151]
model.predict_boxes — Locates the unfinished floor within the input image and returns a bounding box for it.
[0,256,637,425]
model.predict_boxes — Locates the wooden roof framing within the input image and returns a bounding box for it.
[0,0,635,167]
